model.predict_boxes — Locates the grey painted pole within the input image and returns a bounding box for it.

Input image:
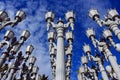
[108,55,120,79]
[0,30,14,68]
[77,67,83,80]
[66,55,71,80]
[110,25,120,40]
[98,62,109,80]
[77,72,82,80]
[103,44,120,80]
[6,69,15,80]
[56,22,65,80]
[2,62,13,80]
[0,53,7,68]
[46,11,74,80]
[93,56,109,80]
[81,73,86,80]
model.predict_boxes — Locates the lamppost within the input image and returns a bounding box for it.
[78,55,98,80]
[93,53,109,80]
[0,30,30,68]
[45,11,75,80]
[0,10,42,80]
[65,31,73,80]
[86,28,120,80]
[103,29,120,52]
[0,10,27,68]
[48,31,56,80]
[0,10,26,31]
[89,9,120,40]
[76,8,120,80]
[83,44,109,80]
[0,30,14,68]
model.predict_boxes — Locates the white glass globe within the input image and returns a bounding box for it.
[115,43,120,52]
[106,66,112,73]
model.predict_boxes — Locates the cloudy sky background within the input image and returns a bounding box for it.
[0,0,120,80]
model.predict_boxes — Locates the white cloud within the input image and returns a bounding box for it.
[0,1,52,79]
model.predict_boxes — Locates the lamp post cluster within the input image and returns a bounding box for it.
[0,10,26,31]
[78,9,120,80]
[45,11,75,80]
[0,10,41,80]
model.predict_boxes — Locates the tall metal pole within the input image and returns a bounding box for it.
[93,56,109,80]
[56,21,65,80]
[98,62,109,80]
[45,11,75,80]
[7,69,15,80]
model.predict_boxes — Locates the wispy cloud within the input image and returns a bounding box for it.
[0,0,52,79]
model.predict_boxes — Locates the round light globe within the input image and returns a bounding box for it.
[115,43,120,52]
[106,66,112,73]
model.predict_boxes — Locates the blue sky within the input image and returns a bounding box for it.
[0,0,120,80]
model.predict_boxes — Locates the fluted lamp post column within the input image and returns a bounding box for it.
[65,32,73,80]
[48,31,56,80]
[45,11,75,80]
